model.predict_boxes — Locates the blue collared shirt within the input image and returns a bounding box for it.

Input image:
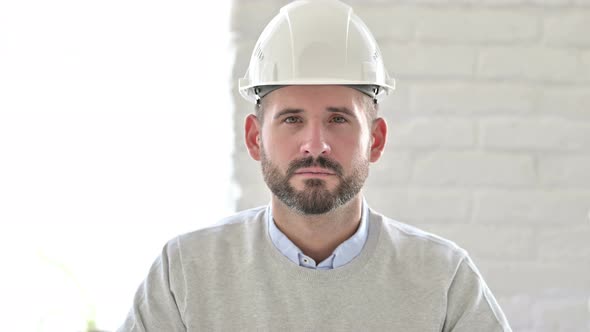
[267,200,369,270]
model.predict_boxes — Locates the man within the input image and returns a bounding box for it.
[119,1,512,331]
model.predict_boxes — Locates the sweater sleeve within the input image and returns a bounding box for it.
[442,255,512,332]
[117,240,186,332]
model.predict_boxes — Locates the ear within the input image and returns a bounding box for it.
[369,117,387,163]
[245,114,262,161]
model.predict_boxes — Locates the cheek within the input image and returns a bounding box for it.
[335,127,370,150]
[331,134,369,168]
[261,133,295,163]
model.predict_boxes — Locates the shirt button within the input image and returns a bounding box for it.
[303,258,309,263]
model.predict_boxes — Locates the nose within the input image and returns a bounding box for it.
[299,123,331,157]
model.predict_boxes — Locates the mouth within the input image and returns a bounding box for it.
[293,167,336,176]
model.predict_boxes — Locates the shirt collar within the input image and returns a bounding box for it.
[267,199,370,269]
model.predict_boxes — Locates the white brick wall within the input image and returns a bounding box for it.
[481,117,590,150]
[388,117,476,148]
[231,1,590,330]
[538,155,590,185]
[545,11,590,47]
[474,190,590,224]
[384,44,478,77]
[412,82,536,114]
[413,151,536,185]
[414,9,539,43]
[537,87,590,119]
[478,46,583,82]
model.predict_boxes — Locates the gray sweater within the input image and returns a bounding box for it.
[119,206,512,331]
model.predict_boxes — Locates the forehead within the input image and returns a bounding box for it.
[262,85,365,114]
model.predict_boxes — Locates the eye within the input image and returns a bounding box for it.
[331,115,348,124]
[283,116,302,124]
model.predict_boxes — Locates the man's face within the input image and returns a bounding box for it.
[256,85,375,215]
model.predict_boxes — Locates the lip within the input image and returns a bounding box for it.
[293,167,336,176]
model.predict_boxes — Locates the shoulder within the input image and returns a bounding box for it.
[369,208,468,271]
[184,205,266,238]
[165,206,268,259]
[213,205,268,227]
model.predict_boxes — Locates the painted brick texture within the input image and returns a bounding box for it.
[231,1,590,330]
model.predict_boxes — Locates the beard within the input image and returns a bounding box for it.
[261,150,369,215]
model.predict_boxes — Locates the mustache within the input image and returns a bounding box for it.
[286,156,344,178]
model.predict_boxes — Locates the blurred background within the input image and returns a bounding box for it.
[0,0,234,331]
[1,0,589,331]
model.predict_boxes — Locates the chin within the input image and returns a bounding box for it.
[295,178,337,189]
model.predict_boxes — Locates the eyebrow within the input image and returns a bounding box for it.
[273,107,355,120]
[273,108,303,120]
[326,107,355,117]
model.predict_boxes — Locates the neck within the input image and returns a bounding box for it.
[270,194,363,263]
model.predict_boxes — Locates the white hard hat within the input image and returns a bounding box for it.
[238,0,395,104]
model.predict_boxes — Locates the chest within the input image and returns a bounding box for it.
[180,264,448,331]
